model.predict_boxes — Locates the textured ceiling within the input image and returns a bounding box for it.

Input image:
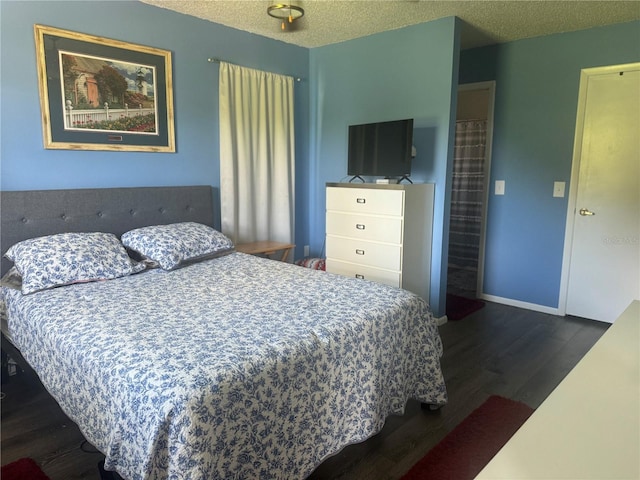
[140,0,640,49]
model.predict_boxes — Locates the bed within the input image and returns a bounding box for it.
[0,186,447,480]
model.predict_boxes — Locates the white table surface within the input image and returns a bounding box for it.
[476,300,639,479]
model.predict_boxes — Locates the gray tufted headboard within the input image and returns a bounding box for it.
[1,186,216,276]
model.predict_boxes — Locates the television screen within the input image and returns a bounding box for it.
[348,118,413,177]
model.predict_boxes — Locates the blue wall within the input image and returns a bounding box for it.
[3,1,638,316]
[0,0,309,248]
[308,18,461,316]
[460,21,640,309]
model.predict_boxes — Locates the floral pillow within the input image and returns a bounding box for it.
[4,232,143,295]
[121,222,235,270]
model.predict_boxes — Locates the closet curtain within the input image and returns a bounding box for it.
[218,62,295,244]
[448,120,487,269]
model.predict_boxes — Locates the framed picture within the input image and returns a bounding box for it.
[34,24,175,152]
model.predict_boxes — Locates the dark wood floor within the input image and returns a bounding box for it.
[1,301,608,480]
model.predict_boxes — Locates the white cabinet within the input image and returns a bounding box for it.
[325,183,434,301]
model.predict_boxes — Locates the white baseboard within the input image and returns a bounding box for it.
[479,293,561,316]
[435,315,448,326]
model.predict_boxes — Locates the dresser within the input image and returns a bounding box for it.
[325,183,434,301]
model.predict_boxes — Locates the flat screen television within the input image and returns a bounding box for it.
[348,118,413,179]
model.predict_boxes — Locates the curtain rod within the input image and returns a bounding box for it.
[207,57,302,82]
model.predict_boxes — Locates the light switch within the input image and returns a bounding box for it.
[553,181,566,198]
[495,180,505,195]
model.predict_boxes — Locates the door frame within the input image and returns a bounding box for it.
[558,62,640,316]
[454,81,496,297]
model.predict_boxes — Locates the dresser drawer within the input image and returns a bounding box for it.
[326,211,403,244]
[326,236,402,271]
[326,187,404,216]
[326,259,401,288]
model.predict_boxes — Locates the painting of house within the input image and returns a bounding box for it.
[65,54,103,107]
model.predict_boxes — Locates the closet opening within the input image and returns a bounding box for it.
[447,82,495,302]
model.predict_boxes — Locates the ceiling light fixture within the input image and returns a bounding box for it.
[267,3,304,31]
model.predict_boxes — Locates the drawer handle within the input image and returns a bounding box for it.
[355,224,366,230]
[356,198,366,204]
[355,249,365,255]
[355,274,364,280]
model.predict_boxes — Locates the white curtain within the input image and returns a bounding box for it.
[219,62,295,244]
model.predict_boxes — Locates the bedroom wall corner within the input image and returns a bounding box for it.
[307,17,461,317]
[0,0,310,249]
[458,20,640,309]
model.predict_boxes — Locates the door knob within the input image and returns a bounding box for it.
[579,208,595,216]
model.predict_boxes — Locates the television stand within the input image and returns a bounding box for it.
[348,175,365,183]
[398,175,413,184]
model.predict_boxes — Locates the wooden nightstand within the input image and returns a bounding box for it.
[235,241,295,262]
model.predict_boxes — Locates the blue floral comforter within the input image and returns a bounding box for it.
[3,252,447,479]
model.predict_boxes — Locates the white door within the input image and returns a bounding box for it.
[564,63,640,323]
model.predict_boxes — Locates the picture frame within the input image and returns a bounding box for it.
[34,24,175,152]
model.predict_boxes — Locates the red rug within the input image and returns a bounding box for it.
[446,293,485,321]
[402,395,534,480]
[1,457,51,480]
